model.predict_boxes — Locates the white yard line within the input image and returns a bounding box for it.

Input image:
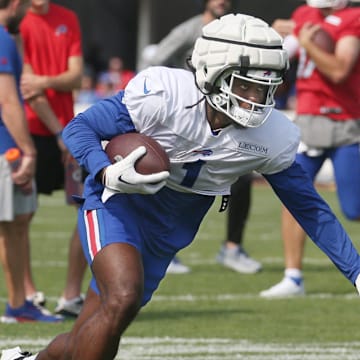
[0,291,358,305]
[1,338,360,360]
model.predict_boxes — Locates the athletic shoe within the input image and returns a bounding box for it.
[55,295,85,317]
[166,257,191,274]
[26,291,46,307]
[0,301,63,323]
[216,245,262,274]
[356,273,360,295]
[1,347,35,360]
[260,276,305,298]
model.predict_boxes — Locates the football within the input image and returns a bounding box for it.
[105,132,170,174]
[312,28,335,53]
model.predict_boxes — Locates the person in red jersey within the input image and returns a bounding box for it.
[262,0,360,298]
[19,0,87,317]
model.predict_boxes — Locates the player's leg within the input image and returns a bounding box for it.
[61,225,87,299]
[35,243,143,360]
[0,189,60,323]
[0,218,27,309]
[260,152,325,297]
[56,161,88,316]
[55,224,87,317]
[24,135,62,306]
[332,144,360,221]
[217,174,262,274]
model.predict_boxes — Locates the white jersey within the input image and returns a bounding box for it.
[124,67,300,196]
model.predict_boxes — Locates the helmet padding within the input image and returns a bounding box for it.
[191,14,289,127]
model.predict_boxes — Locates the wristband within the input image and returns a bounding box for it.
[55,130,63,140]
[23,153,37,158]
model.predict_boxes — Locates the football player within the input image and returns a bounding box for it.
[261,0,360,298]
[3,13,360,360]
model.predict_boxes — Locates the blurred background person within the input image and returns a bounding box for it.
[19,0,87,317]
[0,0,61,323]
[74,66,101,107]
[261,0,360,298]
[96,56,135,98]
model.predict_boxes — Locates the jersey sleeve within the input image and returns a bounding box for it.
[123,68,169,132]
[62,91,136,179]
[0,35,14,74]
[256,110,301,175]
[264,162,360,284]
[338,9,360,39]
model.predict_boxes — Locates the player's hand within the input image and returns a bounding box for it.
[101,146,169,200]
[21,73,46,100]
[298,22,321,49]
[56,135,70,163]
[12,155,36,194]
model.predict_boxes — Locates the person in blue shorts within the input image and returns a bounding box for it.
[3,13,360,360]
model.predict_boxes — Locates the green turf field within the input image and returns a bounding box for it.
[1,183,360,359]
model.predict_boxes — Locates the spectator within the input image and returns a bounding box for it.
[19,0,87,317]
[3,13,360,359]
[140,0,261,275]
[74,66,101,107]
[96,56,135,98]
[140,0,231,70]
[0,0,61,323]
[261,0,360,298]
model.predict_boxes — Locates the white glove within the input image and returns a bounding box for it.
[101,146,169,202]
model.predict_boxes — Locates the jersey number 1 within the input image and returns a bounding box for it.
[180,160,206,188]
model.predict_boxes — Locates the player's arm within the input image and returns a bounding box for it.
[298,23,360,83]
[263,161,360,285]
[62,93,136,178]
[21,63,67,155]
[21,55,83,96]
[0,72,36,185]
[272,18,295,38]
[0,73,35,157]
[146,23,192,66]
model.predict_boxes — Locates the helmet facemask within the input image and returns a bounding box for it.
[191,14,289,128]
[208,67,283,127]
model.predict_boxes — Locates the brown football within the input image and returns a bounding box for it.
[105,132,170,175]
[312,28,335,53]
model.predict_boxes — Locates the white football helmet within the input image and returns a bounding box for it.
[306,0,349,9]
[191,14,289,127]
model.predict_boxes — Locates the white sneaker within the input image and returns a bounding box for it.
[1,347,36,360]
[260,276,305,298]
[216,245,262,274]
[166,257,191,274]
[355,273,360,296]
[55,295,85,317]
[26,291,46,307]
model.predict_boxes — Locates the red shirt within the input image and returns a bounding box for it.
[292,5,360,120]
[20,3,83,135]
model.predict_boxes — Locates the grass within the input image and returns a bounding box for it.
[1,182,360,359]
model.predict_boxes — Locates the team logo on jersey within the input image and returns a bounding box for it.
[191,149,213,156]
[143,78,151,94]
[238,142,268,155]
[55,25,68,36]
[0,57,8,65]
